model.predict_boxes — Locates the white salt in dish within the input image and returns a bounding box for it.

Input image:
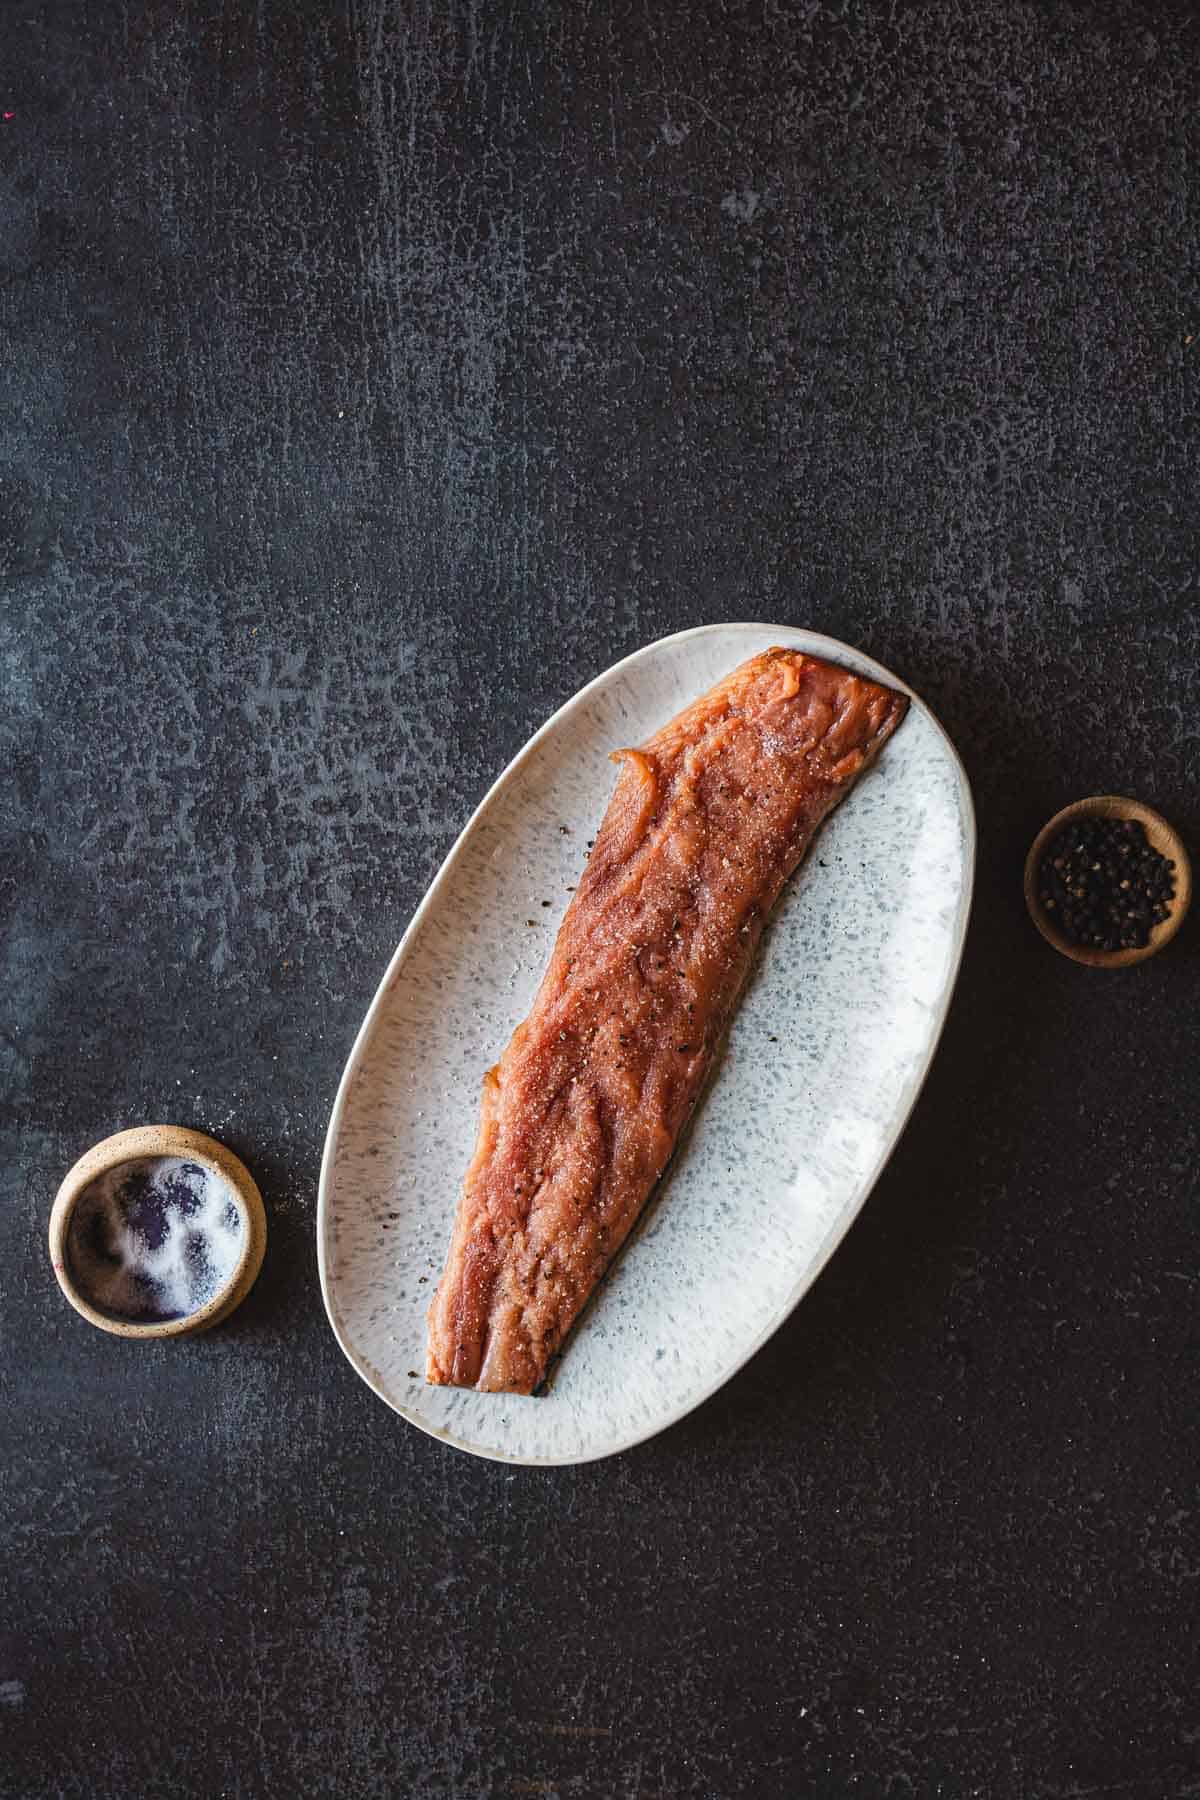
[68,1158,245,1322]
[50,1126,267,1338]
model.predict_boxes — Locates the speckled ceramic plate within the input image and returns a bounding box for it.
[318,625,975,1464]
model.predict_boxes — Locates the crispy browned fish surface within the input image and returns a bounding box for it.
[427,648,908,1393]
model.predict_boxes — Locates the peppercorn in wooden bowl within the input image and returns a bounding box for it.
[1025,796,1191,968]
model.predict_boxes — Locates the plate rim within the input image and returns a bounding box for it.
[317,623,977,1466]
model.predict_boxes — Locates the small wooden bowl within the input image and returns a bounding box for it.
[49,1125,267,1338]
[1025,796,1191,968]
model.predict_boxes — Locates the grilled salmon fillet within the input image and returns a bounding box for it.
[427,648,908,1393]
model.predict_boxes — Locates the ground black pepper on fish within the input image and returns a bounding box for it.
[1038,816,1176,952]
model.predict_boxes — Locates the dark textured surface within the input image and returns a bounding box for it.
[2,1,1198,1794]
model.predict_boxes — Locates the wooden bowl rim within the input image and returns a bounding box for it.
[1024,795,1191,968]
[48,1125,267,1339]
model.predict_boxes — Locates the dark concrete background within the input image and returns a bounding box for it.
[2,1,1198,1795]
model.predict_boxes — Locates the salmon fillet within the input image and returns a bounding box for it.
[427,648,908,1393]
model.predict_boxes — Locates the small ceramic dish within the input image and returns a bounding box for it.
[1025,795,1191,968]
[49,1125,267,1338]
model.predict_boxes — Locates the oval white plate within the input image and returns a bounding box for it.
[318,625,975,1464]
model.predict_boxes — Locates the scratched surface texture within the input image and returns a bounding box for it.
[2,0,1198,1795]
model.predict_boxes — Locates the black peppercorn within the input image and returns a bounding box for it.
[1037,816,1176,952]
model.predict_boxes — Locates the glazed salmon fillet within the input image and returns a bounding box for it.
[426,648,908,1393]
